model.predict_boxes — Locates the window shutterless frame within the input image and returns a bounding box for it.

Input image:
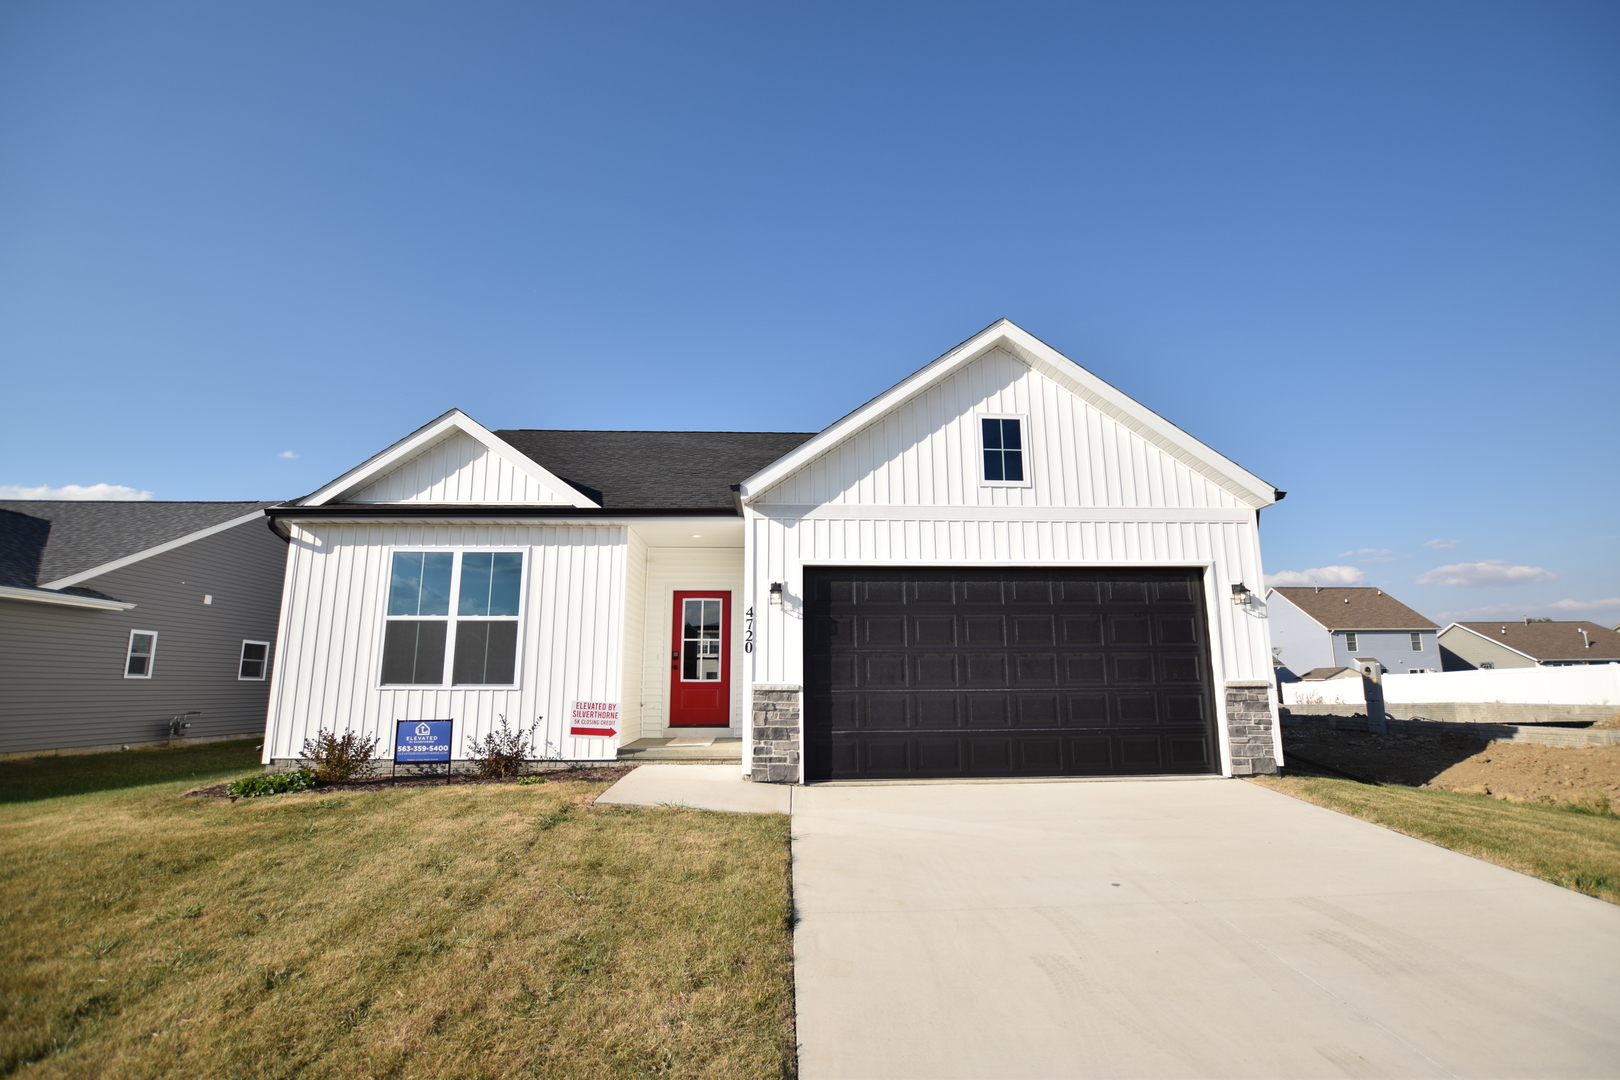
[1410,632,1423,651]
[239,640,270,680]
[375,548,527,689]
[124,629,158,678]
[977,414,1032,487]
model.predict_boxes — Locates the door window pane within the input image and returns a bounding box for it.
[380,621,448,684]
[458,552,523,616]
[682,598,723,681]
[452,621,519,685]
[388,552,453,616]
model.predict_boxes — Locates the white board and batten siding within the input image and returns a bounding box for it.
[632,547,746,739]
[347,431,581,505]
[264,522,629,765]
[744,345,1277,775]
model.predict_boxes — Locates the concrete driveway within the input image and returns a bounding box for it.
[792,777,1620,1079]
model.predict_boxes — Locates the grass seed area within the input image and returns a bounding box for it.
[0,772,795,1079]
[1253,774,1620,904]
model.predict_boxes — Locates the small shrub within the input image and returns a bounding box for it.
[226,770,318,800]
[515,775,548,786]
[468,715,541,779]
[298,729,379,783]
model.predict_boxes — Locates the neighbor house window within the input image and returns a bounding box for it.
[980,417,1027,484]
[1480,662,1495,670]
[1410,632,1423,652]
[239,640,269,680]
[124,630,158,678]
[380,551,524,687]
[1344,632,1358,652]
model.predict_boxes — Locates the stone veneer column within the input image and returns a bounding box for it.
[750,684,801,784]
[1225,680,1279,776]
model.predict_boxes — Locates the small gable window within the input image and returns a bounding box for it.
[980,416,1027,485]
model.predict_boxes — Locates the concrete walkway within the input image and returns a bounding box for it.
[792,778,1620,1079]
[594,763,791,813]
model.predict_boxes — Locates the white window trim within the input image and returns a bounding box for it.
[239,639,271,681]
[1410,632,1423,651]
[124,629,159,679]
[1344,632,1358,652]
[375,547,528,690]
[977,413,1033,488]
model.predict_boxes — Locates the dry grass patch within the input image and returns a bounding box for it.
[0,773,794,1078]
[1253,774,1620,904]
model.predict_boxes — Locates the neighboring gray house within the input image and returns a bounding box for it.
[1266,586,1441,682]
[0,501,285,757]
[1438,621,1620,670]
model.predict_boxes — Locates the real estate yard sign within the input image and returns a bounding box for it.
[394,719,453,782]
[569,702,619,738]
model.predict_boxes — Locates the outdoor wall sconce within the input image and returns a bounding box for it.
[769,582,784,606]
[1231,583,1252,607]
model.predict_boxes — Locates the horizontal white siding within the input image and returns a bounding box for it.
[634,546,746,738]
[756,347,1242,511]
[349,431,578,505]
[264,523,627,764]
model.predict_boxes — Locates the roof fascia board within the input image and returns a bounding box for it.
[40,509,269,590]
[301,410,598,509]
[738,320,1275,507]
[275,508,736,524]
[0,584,136,611]
[1438,622,1541,663]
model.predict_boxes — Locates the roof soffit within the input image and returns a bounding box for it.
[300,410,598,509]
[737,320,1277,508]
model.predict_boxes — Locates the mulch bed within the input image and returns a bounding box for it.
[183,765,635,799]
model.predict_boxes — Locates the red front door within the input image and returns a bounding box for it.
[670,591,731,727]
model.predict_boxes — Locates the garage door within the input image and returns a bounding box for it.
[803,567,1218,781]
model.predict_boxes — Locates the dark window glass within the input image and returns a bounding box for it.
[380,622,447,684]
[126,633,155,676]
[240,641,268,679]
[458,552,523,616]
[389,552,452,616]
[981,418,1024,483]
[452,621,518,685]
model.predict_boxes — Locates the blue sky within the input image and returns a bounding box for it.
[1,1,1616,626]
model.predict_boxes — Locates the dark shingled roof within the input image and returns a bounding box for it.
[1298,666,1356,681]
[493,430,819,510]
[0,501,278,586]
[1450,621,1620,663]
[1270,586,1439,630]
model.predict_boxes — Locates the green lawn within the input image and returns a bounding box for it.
[0,739,264,804]
[0,772,795,1079]
[1253,773,1620,904]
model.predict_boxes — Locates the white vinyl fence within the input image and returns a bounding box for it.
[1282,664,1620,708]
[1381,664,1620,705]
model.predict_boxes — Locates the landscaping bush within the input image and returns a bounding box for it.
[298,729,379,782]
[225,769,318,799]
[468,714,541,779]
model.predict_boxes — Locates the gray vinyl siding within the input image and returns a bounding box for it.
[1330,629,1442,673]
[0,518,287,755]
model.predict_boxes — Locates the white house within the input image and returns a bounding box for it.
[263,320,1285,782]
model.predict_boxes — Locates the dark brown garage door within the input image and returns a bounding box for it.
[803,567,1218,781]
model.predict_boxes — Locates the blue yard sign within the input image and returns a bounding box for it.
[395,719,453,764]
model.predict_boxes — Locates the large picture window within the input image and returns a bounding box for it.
[380,550,524,687]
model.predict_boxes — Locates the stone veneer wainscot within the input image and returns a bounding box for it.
[751,683,801,784]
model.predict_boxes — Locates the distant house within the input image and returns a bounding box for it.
[1438,621,1620,670]
[1266,586,1441,681]
[0,501,285,757]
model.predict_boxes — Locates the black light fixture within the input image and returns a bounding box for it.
[769,582,784,606]
[1231,583,1251,607]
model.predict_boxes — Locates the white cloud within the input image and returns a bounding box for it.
[279,450,298,459]
[1437,597,1620,622]
[1424,539,1461,550]
[0,483,153,501]
[1265,565,1366,588]
[1417,560,1556,587]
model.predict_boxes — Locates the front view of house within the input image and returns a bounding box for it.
[263,321,1284,781]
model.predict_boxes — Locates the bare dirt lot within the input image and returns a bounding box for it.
[1282,724,1620,811]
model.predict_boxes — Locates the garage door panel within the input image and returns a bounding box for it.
[804,568,1218,781]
